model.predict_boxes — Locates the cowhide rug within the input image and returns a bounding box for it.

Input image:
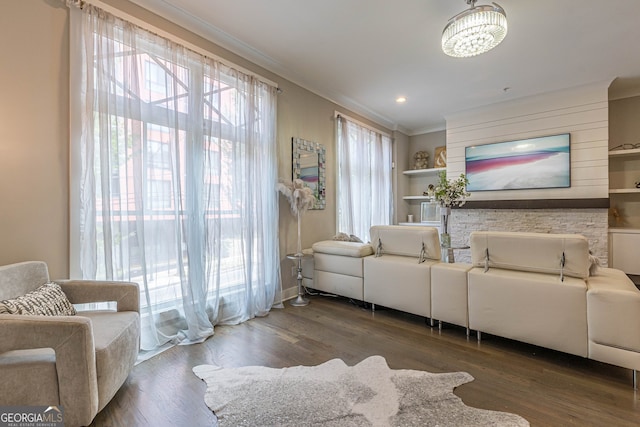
[193,355,529,426]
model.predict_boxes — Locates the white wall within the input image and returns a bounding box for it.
[0,1,69,278]
[443,82,611,263]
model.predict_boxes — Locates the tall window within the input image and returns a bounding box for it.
[337,114,393,241]
[70,5,280,351]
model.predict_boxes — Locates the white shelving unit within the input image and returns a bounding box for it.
[401,167,444,223]
[402,195,433,201]
[402,167,446,177]
[402,167,444,200]
[608,148,640,221]
[608,147,640,274]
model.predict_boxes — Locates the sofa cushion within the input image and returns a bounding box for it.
[470,231,590,279]
[82,310,140,410]
[312,240,374,257]
[586,268,640,355]
[0,282,76,316]
[369,225,440,261]
[364,255,437,317]
[0,261,50,301]
[468,267,588,357]
[314,253,365,277]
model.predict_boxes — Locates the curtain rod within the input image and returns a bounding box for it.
[70,0,279,89]
[335,111,391,138]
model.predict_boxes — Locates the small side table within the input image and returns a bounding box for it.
[442,245,470,263]
[287,253,310,306]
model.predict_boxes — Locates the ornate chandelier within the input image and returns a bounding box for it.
[442,0,508,58]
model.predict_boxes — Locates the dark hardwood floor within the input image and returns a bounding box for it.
[92,295,640,426]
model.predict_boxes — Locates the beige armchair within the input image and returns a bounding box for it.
[0,261,140,427]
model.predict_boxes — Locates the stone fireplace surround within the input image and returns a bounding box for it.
[447,208,609,266]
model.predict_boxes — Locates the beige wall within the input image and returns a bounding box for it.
[610,95,640,147]
[0,0,390,293]
[0,1,70,278]
[392,131,410,225]
[408,131,447,170]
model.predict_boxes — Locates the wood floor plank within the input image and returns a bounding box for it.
[91,295,640,426]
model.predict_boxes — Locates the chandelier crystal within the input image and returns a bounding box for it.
[442,0,507,58]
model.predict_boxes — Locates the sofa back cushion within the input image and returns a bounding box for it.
[470,231,590,279]
[0,261,50,301]
[312,240,374,258]
[370,225,440,261]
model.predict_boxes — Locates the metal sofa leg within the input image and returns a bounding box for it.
[371,303,375,312]
[477,331,482,342]
[634,370,637,391]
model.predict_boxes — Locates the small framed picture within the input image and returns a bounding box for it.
[421,201,438,222]
[434,146,447,168]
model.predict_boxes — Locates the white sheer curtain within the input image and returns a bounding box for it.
[70,4,281,351]
[337,115,393,241]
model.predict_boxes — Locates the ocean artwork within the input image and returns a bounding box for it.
[465,134,570,192]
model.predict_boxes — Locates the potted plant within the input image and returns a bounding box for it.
[434,171,470,249]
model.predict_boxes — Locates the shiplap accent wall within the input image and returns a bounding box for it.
[446,81,610,200]
[444,82,611,264]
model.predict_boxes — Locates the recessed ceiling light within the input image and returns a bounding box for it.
[396,96,407,104]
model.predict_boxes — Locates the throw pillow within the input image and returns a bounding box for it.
[332,232,363,243]
[0,282,76,316]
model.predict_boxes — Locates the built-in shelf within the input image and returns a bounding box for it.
[609,227,640,233]
[609,188,640,194]
[402,167,445,176]
[398,221,440,227]
[402,168,443,201]
[609,148,640,157]
[402,195,433,201]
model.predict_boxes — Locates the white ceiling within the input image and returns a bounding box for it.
[129,0,640,135]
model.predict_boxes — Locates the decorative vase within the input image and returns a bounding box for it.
[440,206,451,262]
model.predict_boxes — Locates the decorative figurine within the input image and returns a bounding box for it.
[413,151,429,169]
[423,184,436,198]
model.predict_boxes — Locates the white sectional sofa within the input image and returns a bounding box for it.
[364,225,441,318]
[311,240,373,300]
[307,226,640,388]
[468,231,591,357]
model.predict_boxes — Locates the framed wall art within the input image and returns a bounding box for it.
[465,133,571,192]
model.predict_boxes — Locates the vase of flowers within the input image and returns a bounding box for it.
[434,171,470,254]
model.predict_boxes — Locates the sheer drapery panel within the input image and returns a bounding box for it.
[337,115,393,241]
[70,5,281,351]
